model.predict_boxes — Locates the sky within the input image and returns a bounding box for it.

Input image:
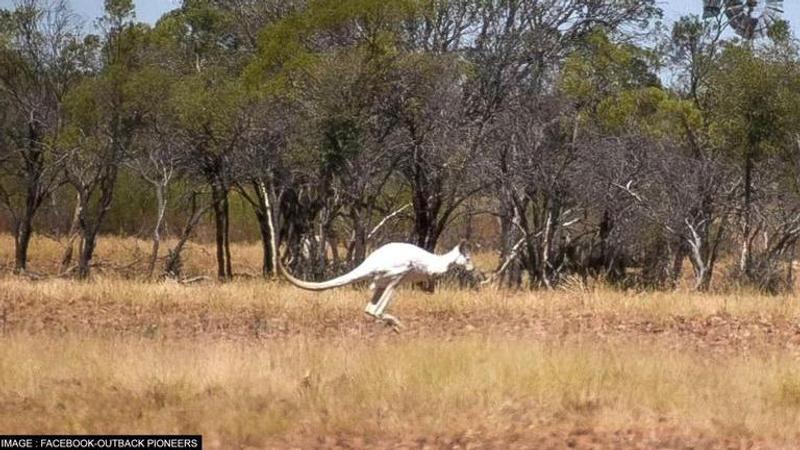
[660,0,800,29]
[0,0,180,26]
[1,0,798,34]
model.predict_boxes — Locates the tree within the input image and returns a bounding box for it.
[125,68,181,277]
[474,2,660,288]
[153,0,254,280]
[60,0,145,279]
[246,0,416,278]
[0,0,84,273]
[706,39,800,283]
[388,52,485,254]
[232,98,292,278]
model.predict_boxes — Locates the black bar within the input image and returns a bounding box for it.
[0,436,201,450]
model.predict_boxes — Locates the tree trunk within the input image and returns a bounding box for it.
[256,215,274,277]
[211,179,231,280]
[78,230,96,280]
[497,190,524,288]
[413,204,439,252]
[410,141,442,254]
[148,183,167,278]
[786,248,795,291]
[260,181,278,277]
[686,219,723,292]
[411,186,442,292]
[541,210,553,289]
[413,202,439,292]
[740,150,753,276]
[414,217,439,292]
[164,193,208,278]
[315,220,327,276]
[213,189,226,279]
[13,215,33,274]
[13,124,45,273]
[349,213,367,265]
[223,190,233,278]
[246,180,279,278]
[670,243,687,288]
[693,263,711,291]
[75,164,118,280]
[61,191,82,273]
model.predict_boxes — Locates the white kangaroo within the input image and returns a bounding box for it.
[280,241,474,328]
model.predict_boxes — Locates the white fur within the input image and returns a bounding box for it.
[280,242,473,328]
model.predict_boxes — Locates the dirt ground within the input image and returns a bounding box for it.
[265,428,786,450]
[3,284,800,353]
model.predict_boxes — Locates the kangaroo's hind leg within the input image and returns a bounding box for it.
[363,278,403,328]
[364,286,387,319]
[374,276,404,328]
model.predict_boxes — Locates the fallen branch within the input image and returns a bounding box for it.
[480,237,526,286]
[179,275,211,285]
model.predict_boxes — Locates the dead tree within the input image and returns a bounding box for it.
[610,138,738,291]
[126,133,179,277]
[736,148,800,292]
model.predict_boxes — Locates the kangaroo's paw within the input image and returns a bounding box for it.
[381,314,403,330]
[364,310,388,326]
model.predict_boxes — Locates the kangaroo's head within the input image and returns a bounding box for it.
[451,239,474,271]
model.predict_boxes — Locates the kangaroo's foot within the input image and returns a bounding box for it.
[363,310,401,332]
[380,313,403,330]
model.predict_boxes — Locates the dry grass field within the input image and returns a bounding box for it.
[2,234,800,448]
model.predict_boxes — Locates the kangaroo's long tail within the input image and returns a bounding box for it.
[279,259,370,291]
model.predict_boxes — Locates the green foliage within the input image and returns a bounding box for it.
[104,0,135,22]
[597,87,702,139]
[767,20,791,45]
[247,1,459,180]
[562,31,661,138]
[562,31,660,109]
[669,15,716,98]
[62,78,103,134]
[169,70,248,140]
[124,66,176,118]
[245,0,417,94]
[176,0,235,61]
[706,44,800,161]
[562,30,674,137]
[142,1,257,152]
[0,9,12,47]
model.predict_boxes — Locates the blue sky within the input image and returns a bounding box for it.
[0,0,180,26]
[1,0,798,33]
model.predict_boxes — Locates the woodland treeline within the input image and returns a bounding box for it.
[2,0,800,292]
